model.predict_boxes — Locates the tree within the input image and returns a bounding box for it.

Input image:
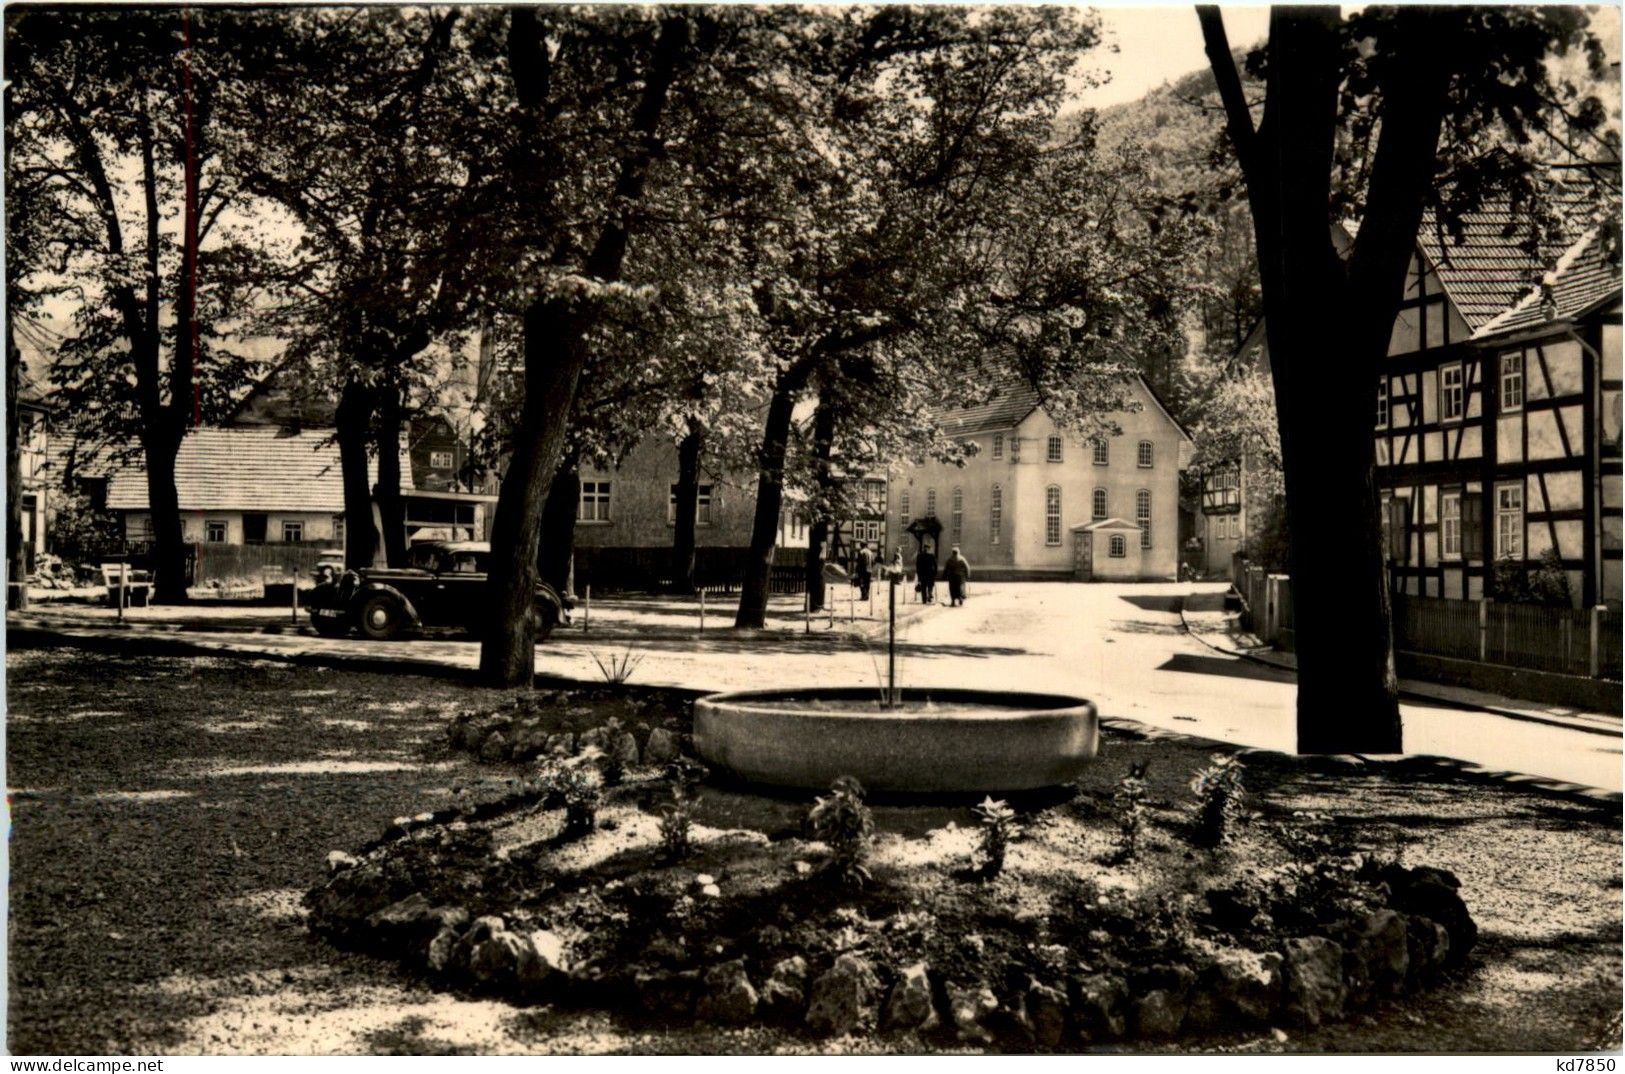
[479,9,706,685]
[728,8,1112,628]
[1197,5,1612,752]
[227,9,508,568]
[7,8,265,602]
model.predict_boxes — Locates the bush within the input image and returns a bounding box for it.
[658,763,701,862]
[973,797,1022,879]
[1491,549,1573,607]
[1189,753,1246,848]
[807,775,874,888]
[1108,762,1150,865]
[537,760,603,838]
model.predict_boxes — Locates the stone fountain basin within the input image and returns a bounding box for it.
[693,687,1099,794]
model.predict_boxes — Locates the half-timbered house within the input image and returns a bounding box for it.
[1222,195,1622,609]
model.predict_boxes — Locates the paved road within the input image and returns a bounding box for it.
[13,581,1620,793]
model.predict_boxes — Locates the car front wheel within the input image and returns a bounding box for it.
[358,593,404,641]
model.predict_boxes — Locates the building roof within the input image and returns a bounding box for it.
[1471,226,1621,338]
[106,427,412,513]
[936,371,1192,442]
[1415,189,1621,338]
[936,378,1043,437]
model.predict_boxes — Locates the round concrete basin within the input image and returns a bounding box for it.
[693,687,1099,794]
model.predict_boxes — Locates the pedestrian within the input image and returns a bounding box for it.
[854,542,874,602]
[915,544,938,604]
[943,545,971,606]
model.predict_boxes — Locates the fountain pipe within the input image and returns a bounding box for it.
[887,575,897,705]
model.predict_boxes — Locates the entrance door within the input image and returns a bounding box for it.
[1072,530,1092,581]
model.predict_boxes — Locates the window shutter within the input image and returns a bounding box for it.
[1462,494,1483,558]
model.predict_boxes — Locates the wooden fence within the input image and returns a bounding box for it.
[1235,560,1621,682]
[191,541,338,586]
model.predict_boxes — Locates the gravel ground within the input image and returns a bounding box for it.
[6,644,1621,1054]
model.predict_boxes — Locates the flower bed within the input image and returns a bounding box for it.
[305,717,1479,1051]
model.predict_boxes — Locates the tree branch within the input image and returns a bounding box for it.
[1196,6,1257,171]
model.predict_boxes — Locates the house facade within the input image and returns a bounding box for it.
[105,427,412,552]
[890,374,1192,581]
[574,435,817,553]
[1220,197,1622,609]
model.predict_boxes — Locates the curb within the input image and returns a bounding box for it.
[1174,598,1622,740]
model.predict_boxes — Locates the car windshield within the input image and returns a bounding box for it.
[447,553,483,574]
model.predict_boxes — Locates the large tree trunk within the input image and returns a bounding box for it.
[7,321,26,610]
[480,11,691,685]
[539,459,579,596]
[669,425,702,594]
[735,380,803,628]
[481,297,591,685]
[336,379,379,569]
[1200,6,1457,754]
[375,381,408,566]
[143,424,190,603]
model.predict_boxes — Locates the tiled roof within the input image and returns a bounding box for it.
[935,371,1191,443]
[1473,227,1621,337]
[936,377,1041,437]
[106,427,412,512]
[1418,188,1620,335]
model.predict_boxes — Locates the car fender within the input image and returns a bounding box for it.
[534,581,569,626]
[360,582,422,629]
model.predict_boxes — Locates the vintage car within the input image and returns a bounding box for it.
[305,540,571,641]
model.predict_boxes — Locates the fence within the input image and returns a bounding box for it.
[1233,562,1622,682]
[191,541,337,586]
[574,545,809,597]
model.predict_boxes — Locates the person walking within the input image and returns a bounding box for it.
[915,544,938,604]
[943,545,971,606]
[854,542,874,602]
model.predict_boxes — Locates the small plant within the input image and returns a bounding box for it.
[973,797,1022,879]
[1189,753,1246,848]
[592,646,645,684]
[807,775,874,888]
[658,762,702,862]
[1107,761,1150,865]
[537,759,603,838]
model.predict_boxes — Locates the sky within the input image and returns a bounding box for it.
[1074,5,1273,109]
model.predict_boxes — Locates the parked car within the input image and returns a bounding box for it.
[305,540,571,641]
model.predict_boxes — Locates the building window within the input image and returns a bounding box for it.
[926,489,937,518]
[992,433,1004,460]
[282,521,304,543]
[899,491,911,525]
[860,479,886,515]
[1109,534,1127,558]
[1092,439,1108,466]
[990,484,1001,545]
[1136,489,1152,549]
[1495,482,1523,558]
[1044,485,1061,546]
[1501,352,1524,411]
[668,484,713,526]
[951,487,963,540]
[205,520,227,543]
[333,515,345,547]
[1009,437,1022,462]
[789,511,804,540]
[1440,362,1464,422]
[1137,440,1154,468]
[1441,490,1462,559]
[1092,487,1107,520]
[429,449,454,469]
[578,480,611,522]
[1376,376,1389,428]
[1047,435,1063,463]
